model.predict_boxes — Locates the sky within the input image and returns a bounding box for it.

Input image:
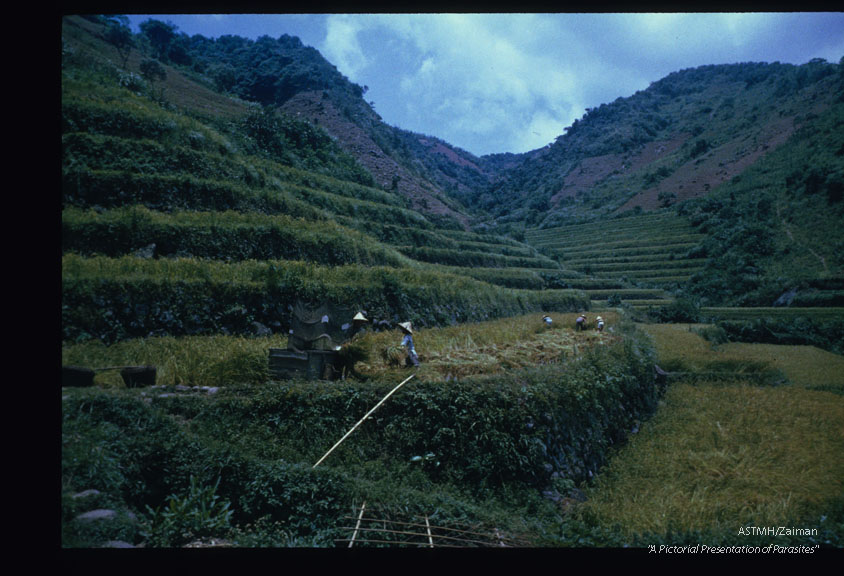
[124,13,844,157]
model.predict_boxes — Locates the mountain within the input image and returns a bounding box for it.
[62,14,844,328]
[474,60,843,228]
[61,14,587,343]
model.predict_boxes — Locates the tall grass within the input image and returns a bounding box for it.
[580,383,844,538]
[641,323,844,391]
[62,334,288,387]
[574,322,844,542]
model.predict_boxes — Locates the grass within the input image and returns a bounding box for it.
[575,322,844,542]
[700,307,844,321]
[580,382,844,537]
[641,323,844,390]
[62,334,288,388]
[62,312,621,388]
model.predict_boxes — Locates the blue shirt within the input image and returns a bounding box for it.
[401,333,415,353]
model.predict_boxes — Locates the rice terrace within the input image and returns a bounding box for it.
[61,15,844,552]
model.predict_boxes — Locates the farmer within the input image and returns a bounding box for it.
[575,314,586,331]
[336,311,370,380]
[399,321,420,367]
[347,311,369,340]
[596,316,605,332]
[543,315,553,327]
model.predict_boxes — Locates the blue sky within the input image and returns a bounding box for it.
[125,13,844,157]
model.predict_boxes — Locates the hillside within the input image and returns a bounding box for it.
[61,15,588,344]
[61,14,844,551]
[474,60,843,227]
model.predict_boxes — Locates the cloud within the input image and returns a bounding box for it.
[130,13,844,156]
[322,14,590,154]
[322,15,369,78]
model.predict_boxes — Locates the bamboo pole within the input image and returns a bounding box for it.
[312,374,415,468]
[349,502,366,548]
[425,515,434,548]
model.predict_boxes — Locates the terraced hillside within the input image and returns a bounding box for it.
[524,210,706,306]
[61,16,587,344]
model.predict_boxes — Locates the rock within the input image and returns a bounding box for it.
[133,243,156,259]
[72,489,101,499]
[774,289,798,307]
[569,488,588,502]
[76,509,116,522]
[103,540,135,548]
[542,490,562,503]
[251,321,272,336]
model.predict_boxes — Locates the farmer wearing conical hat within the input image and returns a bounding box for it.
[575,313,587,331]
[596,316,605,332]
[347,311,369,340]
[337,311,371,380]
[399,321,420,367]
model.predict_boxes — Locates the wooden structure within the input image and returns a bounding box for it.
[268,301,352,381]
[268,348,338,381]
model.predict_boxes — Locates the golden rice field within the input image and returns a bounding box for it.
[347,312,619,381]
[61,311,621,387]
[579,323,844,538]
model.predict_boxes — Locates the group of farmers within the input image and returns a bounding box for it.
[544,313,605,332]
[336,311,605,379]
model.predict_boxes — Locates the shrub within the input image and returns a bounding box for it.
[143,475,233,547]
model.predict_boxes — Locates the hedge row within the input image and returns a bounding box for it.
[62,207,412,267]
[62,331,660,545]
[426,267,601,291]
[716,317,844,355]
[61,392,350,544]
[62,100,230,156]
[62,168,326,220]
[548,244,701,260]
[202,332,659,488]
[62,167,431,230]
[395,246,561,270]
[62,132,410,213]
[62,256,589,343]
[574,259,707,272]
[334,219,538,256]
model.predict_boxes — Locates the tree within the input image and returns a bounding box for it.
[139,19,176,61]
[139,59,166,101]
[658,191,677,207]
[105,18,133,68]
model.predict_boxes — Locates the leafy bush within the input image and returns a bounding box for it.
[716,317,844,355]
[649,297,700,323]
[144,476,233,547]
[62,255,590,343]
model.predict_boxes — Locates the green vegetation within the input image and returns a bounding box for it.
[680,98,844,306]
[62,16,844,549]
[62,315,658,547]
[563,323,844,546]
[526,210,707,288]
[62,254,588,343]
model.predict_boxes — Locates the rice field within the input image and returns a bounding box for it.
[577,322,844,541]
[524,211,706,287]
[61,312,621,388]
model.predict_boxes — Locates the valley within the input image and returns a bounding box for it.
[61,15,844,549]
